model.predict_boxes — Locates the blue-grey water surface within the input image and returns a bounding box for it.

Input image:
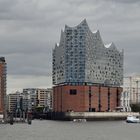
[0,120,140,140]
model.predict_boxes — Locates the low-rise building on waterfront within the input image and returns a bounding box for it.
[37,88,53,110]
[7,88,53,113]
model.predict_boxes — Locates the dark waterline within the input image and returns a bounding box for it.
[0,120,140,140]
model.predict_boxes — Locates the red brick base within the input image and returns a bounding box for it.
[53,85,122,112]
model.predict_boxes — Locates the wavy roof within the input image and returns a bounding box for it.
[57,19,123,53]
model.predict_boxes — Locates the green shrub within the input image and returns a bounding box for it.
[130,103,140,112]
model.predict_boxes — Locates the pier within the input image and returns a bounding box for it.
[0,111,33,125]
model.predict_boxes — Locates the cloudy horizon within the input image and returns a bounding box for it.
[0,0,140,93]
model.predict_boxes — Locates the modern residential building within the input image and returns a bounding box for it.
[37,88,53,110]
[7,91,21,113]
[22,88,38,111]
[123,75,140,104]
[120,91,131,112]
[23,88,53,111]
[7,88,53,113]
[53,19,123,112]
[0,57,7,117]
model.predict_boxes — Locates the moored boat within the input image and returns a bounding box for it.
[73,119,86,122]
[126,115,140,123]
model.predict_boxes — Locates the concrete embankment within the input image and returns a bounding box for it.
[64,112,140,121]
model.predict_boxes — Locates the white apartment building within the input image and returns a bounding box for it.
[120,91,131,112]
[37,88,53,110]
[123,75,140,104]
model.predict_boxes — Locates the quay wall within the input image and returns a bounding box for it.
[64,112,140,120]
[46,112,140,121]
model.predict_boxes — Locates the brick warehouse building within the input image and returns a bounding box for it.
[53,85,122,112]
[0,57,7,116]
[53,19,123,112]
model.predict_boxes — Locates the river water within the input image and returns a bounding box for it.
[0,120,140,140]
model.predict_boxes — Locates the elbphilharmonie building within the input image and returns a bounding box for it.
[52,19,123,112]
[53,19,123,87]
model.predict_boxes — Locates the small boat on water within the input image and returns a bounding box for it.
[126,115,140,123]
[73,119,86,122]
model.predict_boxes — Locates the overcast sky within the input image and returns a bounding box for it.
[0,0,140,93]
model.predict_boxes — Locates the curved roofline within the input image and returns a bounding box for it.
[92,30,99,34]
[105,42,123,53]
[65,19,89,29]
[59,19,123,53]
[105,42,113,48]
[64,19,100,37]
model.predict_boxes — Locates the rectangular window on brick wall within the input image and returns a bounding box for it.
[70,89,77,95]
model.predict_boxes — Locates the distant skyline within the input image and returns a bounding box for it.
[0,0,140,93]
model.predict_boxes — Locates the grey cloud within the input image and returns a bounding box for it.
[0,0,140,92]
[0,0,17,12]
[6,53,52,76]
[111,0,140,4]
[7,75,52,93]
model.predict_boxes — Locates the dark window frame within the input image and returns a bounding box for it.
[70,89,77,95]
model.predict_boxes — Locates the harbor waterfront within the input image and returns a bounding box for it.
[0,120,140,140]
[64,112,140,120]
[47,112,140,121]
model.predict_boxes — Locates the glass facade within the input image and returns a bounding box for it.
[53,19,123,86]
